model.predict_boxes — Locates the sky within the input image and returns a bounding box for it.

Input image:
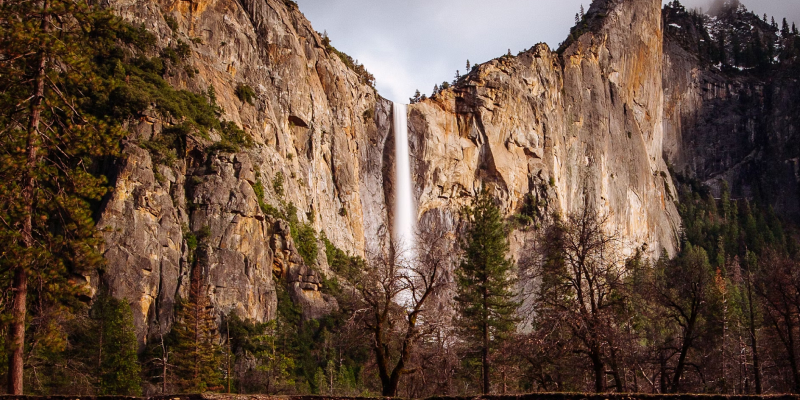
[294,0,800,104]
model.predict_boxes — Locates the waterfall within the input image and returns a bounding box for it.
[393,103,416,256]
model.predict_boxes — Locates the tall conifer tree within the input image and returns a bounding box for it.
[172,268,222,392]
[454,190,519,395]
[92,294,142,395]
[0,0,123,393]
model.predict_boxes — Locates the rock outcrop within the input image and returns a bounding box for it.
[407,0,681,259]
[98,0,393,343]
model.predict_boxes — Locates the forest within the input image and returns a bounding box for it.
[3,0,800,397]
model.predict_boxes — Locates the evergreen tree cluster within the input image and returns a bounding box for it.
[664,0,800,72]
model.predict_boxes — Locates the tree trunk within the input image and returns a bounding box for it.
[482,278,490,397]
[659,351,668,394]
[590,348,605,393]
[7,269,27,395]
[160,329,168,394]
[785,318,800,393]
[609,346,624,392]
[382,374,400,397]
[746,279,762,394]
[671,309,697,393]
[483,322,490,395]
[7,1,49,392]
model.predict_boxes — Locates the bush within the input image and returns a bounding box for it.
[321,233,363,282]
[235,84,256,105]
[293,222,318,266]
[273,171,285,198]
[362,108,374,120]
[207,121,254,154]
[175,40,191,59]
[118,23,157,51]
[323,40,375,87]
[163,13,179,32]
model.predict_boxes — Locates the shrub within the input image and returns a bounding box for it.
[293,223,318,266]
[118,23,157,51]
[163,13,179,32]
[208,121,253,154]
[273,171,285,198]
[362,108,374,120]
[175,40,191,59]
[321,232,363,282]
[323,40,376,87]
[235,84,256,105]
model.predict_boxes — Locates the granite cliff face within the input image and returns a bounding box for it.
[98,0,393,343]
[662,4,800,216]
[407,0,681,260]
[94,0,800,342]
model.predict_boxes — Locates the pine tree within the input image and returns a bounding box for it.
[466,59,471,70]
[782,18,791,37]
[580,4,585,19]
[432,84,439,96]
[0,0,124,393]
[172,268,222,392]
[409,89,421,104]
[92,294,142,395]
[717,30,727,65]
[253,319,295,394]
[454,190,519,395]
[321,30,330,47]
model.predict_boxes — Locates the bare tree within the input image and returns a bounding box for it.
[355,226,451,396]
[653,244,716,393]
[755,249,800,393]
[533,207,627,392]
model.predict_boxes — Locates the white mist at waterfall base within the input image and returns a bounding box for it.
[393,103,416,268]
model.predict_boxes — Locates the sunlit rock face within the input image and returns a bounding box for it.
[97,0,393,344]
[408,0,681,261]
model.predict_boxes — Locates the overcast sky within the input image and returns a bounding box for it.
[295,0,800,103]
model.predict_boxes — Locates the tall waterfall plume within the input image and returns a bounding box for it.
[393,103,416,255]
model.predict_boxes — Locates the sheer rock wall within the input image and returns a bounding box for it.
[98,0,392,344]
[407,0,681,260]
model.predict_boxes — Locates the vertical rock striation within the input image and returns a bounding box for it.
[662,5,800,216]
[407,0,681,259]
[97,0,393,343]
